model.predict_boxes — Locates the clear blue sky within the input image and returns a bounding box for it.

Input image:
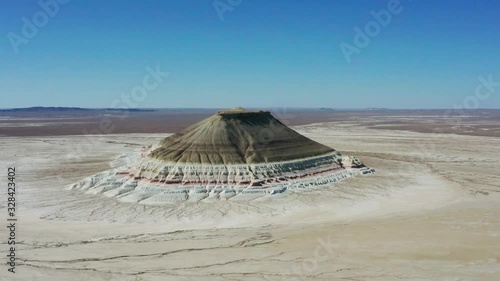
[1,0,499,109]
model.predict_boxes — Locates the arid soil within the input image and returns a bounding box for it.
[0,113,499,281]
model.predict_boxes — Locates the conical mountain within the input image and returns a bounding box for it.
[148,109,334,165]
[69,108,374,203]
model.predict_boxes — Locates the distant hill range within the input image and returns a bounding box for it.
[0,107,155,112]
[364,108,390,111]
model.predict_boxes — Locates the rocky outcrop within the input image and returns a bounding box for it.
[68,108,374,204]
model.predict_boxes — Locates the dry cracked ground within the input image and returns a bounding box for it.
[1,119,499,281]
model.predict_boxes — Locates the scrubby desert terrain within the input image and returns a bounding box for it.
[1,110,499,281]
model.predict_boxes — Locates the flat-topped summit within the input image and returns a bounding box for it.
[216,107,267,115]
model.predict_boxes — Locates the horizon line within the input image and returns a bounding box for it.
[1,106,500,111]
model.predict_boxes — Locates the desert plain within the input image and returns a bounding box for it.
[1,109,499,281]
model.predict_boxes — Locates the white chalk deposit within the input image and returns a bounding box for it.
[68,149,374,204]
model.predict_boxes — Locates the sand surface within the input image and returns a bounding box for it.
[1,122,499,280]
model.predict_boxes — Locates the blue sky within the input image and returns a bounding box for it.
[1,0,499,109]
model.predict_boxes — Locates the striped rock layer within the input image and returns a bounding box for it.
[69,109,374,204]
